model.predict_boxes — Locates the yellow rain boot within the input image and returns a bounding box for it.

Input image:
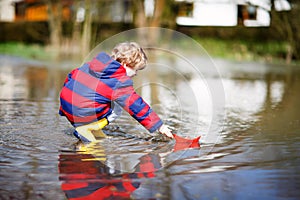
[75,118,108,142]
[77,141,107,162]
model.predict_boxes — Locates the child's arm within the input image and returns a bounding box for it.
[112,78,172,137]
[115,89,163,133]
[107,102,123,123]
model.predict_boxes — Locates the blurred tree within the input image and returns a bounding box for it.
[132,0,148,44]
[82,0,93,58]
[70,1,82,56]
[46,0,94,59]
[162,0,178,28]
[132,0,177,45]
[270,0,300,63]
[46,0,62,53]
[72,0,108,59]
[44,0,178,58]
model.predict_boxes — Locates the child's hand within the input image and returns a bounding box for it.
[158,125,174,139]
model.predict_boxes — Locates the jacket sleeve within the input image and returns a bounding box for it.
[112,77,163,133]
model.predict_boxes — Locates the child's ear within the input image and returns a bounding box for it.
[121,62,127,67]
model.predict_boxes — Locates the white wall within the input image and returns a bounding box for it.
[176,3,238,26]
[0,0,15,22]
[244,8,271,27]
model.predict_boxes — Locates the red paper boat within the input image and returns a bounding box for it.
[172,134,201,152]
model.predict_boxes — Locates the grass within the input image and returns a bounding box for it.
[0,39,291,64]
[194,37,289,63]
[0,42,52,61]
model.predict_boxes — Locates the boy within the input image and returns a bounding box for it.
[59,42,173,142]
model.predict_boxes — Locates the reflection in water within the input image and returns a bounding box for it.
[0,56,69,101]
[59,140,168,199]
[59,134,201,199]
[0,64,28,99]
[0,55,300,199]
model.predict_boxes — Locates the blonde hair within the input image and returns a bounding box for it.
[111,42,147,69]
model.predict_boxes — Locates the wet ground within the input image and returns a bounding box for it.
[0,54,300,199]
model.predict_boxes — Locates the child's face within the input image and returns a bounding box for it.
[124,64,146,78]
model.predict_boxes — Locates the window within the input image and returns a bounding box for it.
[177,2,193,17]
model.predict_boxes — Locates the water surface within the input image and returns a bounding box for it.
[0,55,299,199]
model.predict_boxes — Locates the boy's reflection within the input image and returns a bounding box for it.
[59,141,165,199]
[59,135,200,199]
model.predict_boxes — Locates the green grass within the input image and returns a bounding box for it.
[0,39,291,64]
[0,42,52,60]
[194,37,288,63]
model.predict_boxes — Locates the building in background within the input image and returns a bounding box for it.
[0,0,292,27]
[0,0,132,23]
[0,0,20,22]
[14,0,72,21]
[0,0,72,22]
[176,0,291,27]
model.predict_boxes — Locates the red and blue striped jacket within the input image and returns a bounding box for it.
[59,52,163,133]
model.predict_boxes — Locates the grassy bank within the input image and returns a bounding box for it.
[0,39,291,64]
[0,42,52,61]
[194,37,289,63]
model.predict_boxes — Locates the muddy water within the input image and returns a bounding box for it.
[0,55,300,200]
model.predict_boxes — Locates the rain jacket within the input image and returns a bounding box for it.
[59,52,163,133]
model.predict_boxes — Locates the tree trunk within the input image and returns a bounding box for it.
[132,0,148,45]
[150,0,165,27]
[71,1,82,57]
[270,1,300,63]
[47,0,62,52]
[148,0,165,44]
[81,0,93,59]
[282,13,293,64]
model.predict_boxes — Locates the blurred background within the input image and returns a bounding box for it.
[1,1,300,199]
[0,0,299,63]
